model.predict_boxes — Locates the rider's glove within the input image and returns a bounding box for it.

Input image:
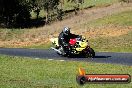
[82,36,86,39]
[64,43,70,47]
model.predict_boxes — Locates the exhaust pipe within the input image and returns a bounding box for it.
[51,47,62,54]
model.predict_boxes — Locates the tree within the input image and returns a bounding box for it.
[0,0,18,27]
[0,0,31,28]
[42,0,59,24]
[30,0,43,19]
[67,0,84,14]
[59,0,64,9]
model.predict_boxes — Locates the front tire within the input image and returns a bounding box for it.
[85,48,95,58]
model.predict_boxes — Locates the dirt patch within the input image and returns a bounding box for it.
[0,38,49,48]
[84,26,132,38]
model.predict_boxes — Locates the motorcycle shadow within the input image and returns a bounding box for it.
[67,55,111,58]
[94,56,111,58]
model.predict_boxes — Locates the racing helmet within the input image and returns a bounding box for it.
[63,27,70,35]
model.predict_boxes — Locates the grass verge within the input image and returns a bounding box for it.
[83,10,132,28]
[0,55,132,88]
[82,10,132,52]
[90,30,132,52]
[23,42,52,49]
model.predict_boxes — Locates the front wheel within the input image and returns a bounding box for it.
[85,48,95,58]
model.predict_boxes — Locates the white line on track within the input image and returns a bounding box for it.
[48,59,65,62]
[59,60,65,62]
[35,58,65,62]
[35,58,40,60]
[48,59,54,61]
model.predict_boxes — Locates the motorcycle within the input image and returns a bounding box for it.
[50,36,95,58]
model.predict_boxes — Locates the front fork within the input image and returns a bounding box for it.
[83,46,90,53]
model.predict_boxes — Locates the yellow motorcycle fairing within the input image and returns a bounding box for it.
[75,41,88,52]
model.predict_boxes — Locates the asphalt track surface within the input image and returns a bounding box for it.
[0,48,132,66]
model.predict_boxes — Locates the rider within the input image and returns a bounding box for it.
[58,26,80,55]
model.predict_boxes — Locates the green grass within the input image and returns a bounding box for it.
[80,0,118,9]
[23,42,52,49]
[0,29,25,41]
[90,31,132,52]
[0,55,132,88]
[83,10,132,28]
[63,0,118,10]
[83,11,132,52]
